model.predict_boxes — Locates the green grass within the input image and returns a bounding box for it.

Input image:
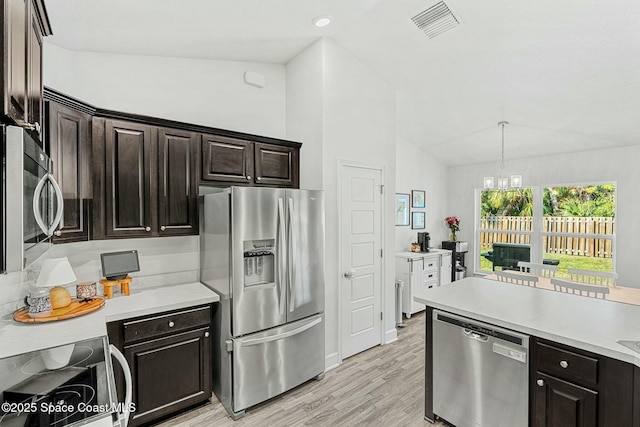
[479,249,612,279]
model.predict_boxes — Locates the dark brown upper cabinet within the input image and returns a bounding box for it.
[201,135,300,188]
[100,119,155,239]
[254,142,298,188]
[157,127,198,236]
[1,0,52,143]
[93,118,199,240]
[201,134,253,184]
[45,95,93,243]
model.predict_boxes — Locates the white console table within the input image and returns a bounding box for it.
[395,250,452,318]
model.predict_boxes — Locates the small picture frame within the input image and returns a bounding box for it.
[412,190,425,208]
[396,193,410,226]
[412,211,425,229]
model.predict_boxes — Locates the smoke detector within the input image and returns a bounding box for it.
[411,1,460,39]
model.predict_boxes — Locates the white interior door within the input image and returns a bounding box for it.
[340,164,383,359]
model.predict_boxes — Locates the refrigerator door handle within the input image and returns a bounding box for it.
[240,317,322,347]
[277,198,287,315]
[287,197,296,312]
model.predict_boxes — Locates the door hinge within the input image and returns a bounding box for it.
[380,249,384,258]
[225,340,233,353]
[380,312,383,321]
[380,185,384,194]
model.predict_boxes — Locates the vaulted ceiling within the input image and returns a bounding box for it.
[44,0,640,166]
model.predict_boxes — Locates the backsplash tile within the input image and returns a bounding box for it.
[0,236,200,317]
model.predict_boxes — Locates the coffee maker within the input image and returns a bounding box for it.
[417,232,430,252]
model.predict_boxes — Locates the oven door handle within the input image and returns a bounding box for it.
[32,173,64,237]
[110,344,133,427]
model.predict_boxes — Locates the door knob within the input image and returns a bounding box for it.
[160,226,166,231]
[537,379,545,387]
[344,271,354,279]
[145,227,151,232]
[246,175,251,180]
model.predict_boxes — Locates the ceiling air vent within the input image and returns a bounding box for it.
[411,1,460,39]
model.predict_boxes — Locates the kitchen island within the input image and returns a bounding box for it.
[415,277,640,427]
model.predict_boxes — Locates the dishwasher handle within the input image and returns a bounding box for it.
[463,328,489,342]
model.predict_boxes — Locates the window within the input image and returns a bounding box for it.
[477,184,616,279]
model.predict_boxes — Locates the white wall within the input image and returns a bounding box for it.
[323,38,398,363]
[447,145,640,286]
[285,40,324,190]
[394,135,449,252]
[44,44,287,139]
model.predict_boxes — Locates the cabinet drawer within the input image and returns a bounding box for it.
[423,258,438,272]
[423,271,438,283]
[536,342,598,387]
[124,306,211,344]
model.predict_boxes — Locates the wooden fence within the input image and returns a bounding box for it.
[480,216,615,258]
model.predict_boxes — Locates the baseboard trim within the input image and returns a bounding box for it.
[384,327,398,344]
[325,352,340,371]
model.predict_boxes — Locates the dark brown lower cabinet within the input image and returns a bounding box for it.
[534,372,597,427]
[531,338,635,427]
[108,305,213,427]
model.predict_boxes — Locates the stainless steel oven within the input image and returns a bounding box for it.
[0,337,132,427]
[3,125,63,272]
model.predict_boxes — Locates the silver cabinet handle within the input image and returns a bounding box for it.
[560,360,569,368]
[168,321,175,328]
[54,230,62,236]
[257,176,262,181]
[160,226,166,231]
[246,175,251,180]
[205,332,210,338]
[145,226,151,232]
[537,379,545,387]
[344,271,353,279]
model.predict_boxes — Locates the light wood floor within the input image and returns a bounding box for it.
[157,311,446,427]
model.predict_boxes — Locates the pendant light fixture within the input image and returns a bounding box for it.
[483,121,522,191]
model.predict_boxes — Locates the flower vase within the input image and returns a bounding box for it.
[450,233,457,242]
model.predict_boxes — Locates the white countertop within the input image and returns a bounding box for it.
[414,277,640,366]
[0,282,219,359]
[396,249,451,259]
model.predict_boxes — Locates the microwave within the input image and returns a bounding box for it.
[3,125,64,273]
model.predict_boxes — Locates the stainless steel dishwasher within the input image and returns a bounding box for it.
[432,310,529,427]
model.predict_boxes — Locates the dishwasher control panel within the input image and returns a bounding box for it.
[493,342,527,363]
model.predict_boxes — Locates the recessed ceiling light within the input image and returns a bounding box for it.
[313,15,332,28]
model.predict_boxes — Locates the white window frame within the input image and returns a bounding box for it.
[475,183,616,276]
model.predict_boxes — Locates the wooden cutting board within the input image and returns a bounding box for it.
[13,297,105,323]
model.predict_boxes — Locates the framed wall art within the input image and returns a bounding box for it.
[412,190,425,208]
[412,211,425,229]
[396,193,410,226]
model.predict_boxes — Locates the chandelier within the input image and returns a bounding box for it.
[483,121,522,191]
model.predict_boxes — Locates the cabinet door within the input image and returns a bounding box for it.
[47,101,92,242]
[26,1,43,133]
[533,372,597,427]
[440,254,452,286]
[201,134,253,184]
[157,127,198,235]
[5,0,28,124]
[254,142,298,187]
[104,120,155,238]
[124,328,211,427]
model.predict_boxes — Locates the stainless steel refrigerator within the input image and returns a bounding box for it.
[200,186,325,419]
